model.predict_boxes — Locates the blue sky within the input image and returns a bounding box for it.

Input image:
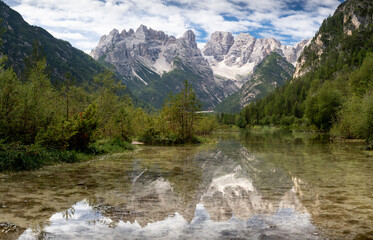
[4,0,344,53]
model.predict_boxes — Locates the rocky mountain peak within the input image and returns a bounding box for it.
[90,28,121,59]
[210,31,234,47]
[120,28,134,38]
[135,24,150,40]
[166,35,177,45]
[90,25,224,109]
[236,32,254,40]
[203,31,309,88]
[203,31,234,60]
[148,28,168,41]
[267,37,281,45]
[235,33,256,42]
[109,28,119,36]
[183,30,196,42]
[136,24,148,32]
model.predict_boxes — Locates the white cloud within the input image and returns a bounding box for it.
[3,0,344,52]
[74,41,101,53]
[305,0,342,10]
[48,31,88,41]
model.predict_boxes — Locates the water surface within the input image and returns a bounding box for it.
[0,131,372,239]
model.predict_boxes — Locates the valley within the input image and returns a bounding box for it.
[0,0,372,239]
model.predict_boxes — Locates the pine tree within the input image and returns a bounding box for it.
[18,58,56,143]
[0,56,20,139]
[164,80,201,141]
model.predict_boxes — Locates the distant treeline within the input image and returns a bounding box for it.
[226,20,373,143]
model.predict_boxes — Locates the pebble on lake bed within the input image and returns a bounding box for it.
[0,222,17,234]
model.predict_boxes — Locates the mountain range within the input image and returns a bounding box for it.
[0,0,372,140]
[202,31,309,88]
[0,0,309,111]
[90,26,223,109]
[91,26,309,109]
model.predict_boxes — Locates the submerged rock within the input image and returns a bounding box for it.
[0,222,24,239]
[364,140,373,150]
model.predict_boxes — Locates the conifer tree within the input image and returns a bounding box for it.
[164,80,201,141]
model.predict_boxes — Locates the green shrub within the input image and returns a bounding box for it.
[305,83,343,130]
[332,94,373,140]
[88,138,134,154]
[0,143,80,172]
[195,115,218,135]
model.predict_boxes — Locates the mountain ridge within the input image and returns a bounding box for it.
[90,25,225,109]
[215,52,294,113]
[202,31,309,88]
[0,1,152,110]
[0,1,106,85]
[91,25,309,109]
[293,0,373,78]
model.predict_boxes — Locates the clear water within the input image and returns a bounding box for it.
[0,131,372,239]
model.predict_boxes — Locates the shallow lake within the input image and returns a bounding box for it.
[0,131,372,239]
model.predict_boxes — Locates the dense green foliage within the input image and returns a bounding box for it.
[0,143,80,171]
[0,51,143,170]
[215,92,241,113]
[305,82,343,130]
[215,52,294,113]
[138,80,204,144]
[236,1,373,142]
[0,50,218,171]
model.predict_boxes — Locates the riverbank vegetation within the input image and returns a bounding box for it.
[234,52,373,144]
[0,45,219,171]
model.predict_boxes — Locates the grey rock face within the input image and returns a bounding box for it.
[279,39,311,67]
[202,31,310,88]
[91,26,309,109]
[91,25,215,77]
[203,31,234,61]
[90,25,226,108]
[91,25,170,75]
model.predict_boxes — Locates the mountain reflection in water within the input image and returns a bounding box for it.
[2,132,372,240]
[19,200,317,240]
[18,142,319,240]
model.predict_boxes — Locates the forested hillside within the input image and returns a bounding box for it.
[238,0,373,141]
[0,1,106,85]
[215,52,294,113]
[0,1,153,110]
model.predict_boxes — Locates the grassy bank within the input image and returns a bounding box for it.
[241,125,373,150]
[0,138,134,172]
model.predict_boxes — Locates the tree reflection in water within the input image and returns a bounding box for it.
[3,132,373,240]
